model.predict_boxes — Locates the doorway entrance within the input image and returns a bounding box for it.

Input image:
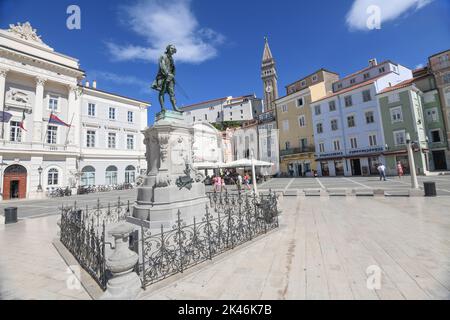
[432,150,447,170]
[2,165,27,200]
[351,159,362,176]
[296,164,302,177]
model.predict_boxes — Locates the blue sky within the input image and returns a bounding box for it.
[1,0,449,124]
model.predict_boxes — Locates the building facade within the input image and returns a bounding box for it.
[0,22,148,200]
[276,69,339,176]
[311,59,412,176]
[182,94,263,125]
[428,49,450,165]
[192,122,223,164]
[232,120,259,162]
[378,82,428,176]
[413,67,449,171]
[257,110,280,176]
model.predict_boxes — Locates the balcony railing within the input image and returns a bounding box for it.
[280,146,316,156]
[428,141,448,149]
[0,140,75,152]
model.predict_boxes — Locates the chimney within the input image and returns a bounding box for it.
[92,80,97,89]
[85,81,90,88]
[369,58,378,67]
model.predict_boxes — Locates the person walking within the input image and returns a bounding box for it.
[377,163,387,181]
[244,173,252,190]
[213,175,219,193]
[396,161,404,179]
[221,175,227,192]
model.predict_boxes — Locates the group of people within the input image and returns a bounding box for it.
[377,161,405,181]
[212,173,252,192]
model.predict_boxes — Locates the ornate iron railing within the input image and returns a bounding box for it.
[59,198,132,291]
[139,191,280,288]
[60,207,108,290]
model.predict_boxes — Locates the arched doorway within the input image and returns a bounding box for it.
[3,165,27,200]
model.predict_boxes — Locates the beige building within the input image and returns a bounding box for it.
[275,69,339,176]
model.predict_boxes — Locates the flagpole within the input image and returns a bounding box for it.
[1,98,5,140]
[43,111,52,144]
[64,112,75,147]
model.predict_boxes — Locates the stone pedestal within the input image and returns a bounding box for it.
[128,111,208,230]
[101,223,142,300]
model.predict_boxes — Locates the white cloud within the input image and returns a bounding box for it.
[415,63,424,69]
[107,0,225,64]
[346,0,434,31]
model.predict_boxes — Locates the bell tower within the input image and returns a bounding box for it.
[261,37,278,111]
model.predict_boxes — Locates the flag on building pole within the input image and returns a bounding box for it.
[0,111,13,139]
[49,113,71,127]
[0,111,12,123]
[19,110,27,131]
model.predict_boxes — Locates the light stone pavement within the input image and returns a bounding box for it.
[1,192,450,300]
[0,215,90,300]
[138,196,450,300]
[1,175,449,220]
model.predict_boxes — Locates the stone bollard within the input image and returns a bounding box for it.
[101,223,142,300]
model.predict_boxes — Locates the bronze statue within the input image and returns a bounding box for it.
[151,44,182,113]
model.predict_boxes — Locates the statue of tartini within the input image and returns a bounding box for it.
[151,44,182,113]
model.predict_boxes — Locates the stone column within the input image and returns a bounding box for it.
[67,85,80,147]
[33,77,46,143]
[0,68,8,140]
[101,223,142,300]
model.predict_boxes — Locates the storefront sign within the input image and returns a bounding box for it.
[347,147,384,156]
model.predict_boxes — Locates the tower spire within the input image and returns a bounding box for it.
[262,36,273,62]
[261,37,278,111]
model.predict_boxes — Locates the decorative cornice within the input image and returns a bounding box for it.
[35,77,47,86]
[0,68,8,78]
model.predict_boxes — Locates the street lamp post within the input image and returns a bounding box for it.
[250,150,258,196]
[37,166,43,192]
[405,133,419,189]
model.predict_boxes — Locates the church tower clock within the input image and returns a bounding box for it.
[261,37,279,111]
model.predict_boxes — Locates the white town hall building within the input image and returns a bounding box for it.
[0,22,149,200]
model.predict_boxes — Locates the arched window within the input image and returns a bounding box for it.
[81,166,95,186]
[48,168,59,186]
[125,165,136,184]
[4,165,27,175]
[105,166,118,185]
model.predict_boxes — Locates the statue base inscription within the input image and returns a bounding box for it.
[127,111,208,230]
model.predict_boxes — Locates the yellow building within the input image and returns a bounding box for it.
[275,69,339,176]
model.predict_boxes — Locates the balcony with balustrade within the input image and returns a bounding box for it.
[0,139,78,154]
[280,145,316,157]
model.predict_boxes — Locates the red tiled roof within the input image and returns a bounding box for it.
[378,74,429,94]
[378,79,415,94]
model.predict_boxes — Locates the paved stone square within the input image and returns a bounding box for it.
[260,176,450,196]
[1,190,449,300]
[1,175,449,221]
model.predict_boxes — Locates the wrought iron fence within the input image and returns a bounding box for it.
[59,198,132,291]
[139,191,280,288]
